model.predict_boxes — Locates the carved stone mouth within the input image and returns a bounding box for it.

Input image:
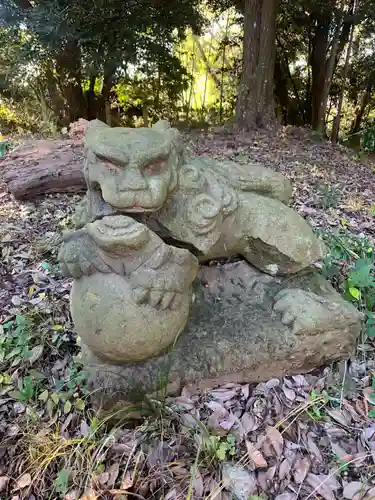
[120,205,163,214]
[95,225,141,237]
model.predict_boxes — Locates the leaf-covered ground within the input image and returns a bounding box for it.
[1,127,375,499]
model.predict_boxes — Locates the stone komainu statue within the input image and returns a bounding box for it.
[59,119,361,403]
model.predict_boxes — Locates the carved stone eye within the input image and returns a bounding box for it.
[143,159,168,176]
[103,160,123,174]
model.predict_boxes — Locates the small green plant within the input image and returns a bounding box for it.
[53,468,70,495]
[197,433,236,464]
[366,374,375,419]
[0,137,10,157]
[315,183,340,210]
[306,389,330,421]
[317,230,375,341]
[362,121,375,153]
[0,314,40,367]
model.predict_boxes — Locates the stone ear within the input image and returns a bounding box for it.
[88,119,110,131]
[152,119,171,131]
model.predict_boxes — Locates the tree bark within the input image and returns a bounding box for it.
[331,1,357,143]
[55,41,87,124]
[102,65,117,126]
[276,37,306,125]
[0,140,85,200]
[350,86,372,134]
[236,0,278,129]
[310,1,352,134]
[86,75,98,120]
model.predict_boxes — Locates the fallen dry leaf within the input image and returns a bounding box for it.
[106,463,120,489]
[306,473,336,500]
[282,385,296,402]
[79,488,97,500]
[265,426,284,457]
[120,470,133,490]
[245,440,268,469]
[278,458,292,480]
[326,408,351,427]
[343,481,366,499]
[95,472,109,487]
[364,486,375,499]
[193,468,204,497]
[14,473,31,490]
[293,455,310,484]
[241,412,258,433]
[274,492,297,500]
[0,476,9,492]
[307,435,323,462]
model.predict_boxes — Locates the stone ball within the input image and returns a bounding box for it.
[70,273,191,363]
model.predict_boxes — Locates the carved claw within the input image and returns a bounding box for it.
[160,291,176,310]
[132,286,150,304]
[146,244,171,269]
[170,292,184,309]
[58,229,111,278]
[149,290,164,307]
[127,242,198,310]
[131,286,182,310]
[273,288,341,335]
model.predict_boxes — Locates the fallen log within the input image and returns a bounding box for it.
[0,139,86,200]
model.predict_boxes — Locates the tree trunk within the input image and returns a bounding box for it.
[276,37,306,125]
[315,34,341,135]
[142,103,149,127]
[311,1,351,134]
[1,140,85,200]
[350,87,372,134]
[236,0,278,129]
[331,2,357,143]
[274,56,289,124]
[101,66,117,126]
[86,75,98,120]
[55,41,87,124]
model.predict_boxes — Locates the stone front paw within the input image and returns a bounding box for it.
[58,229,111,278]
[130,247,199,310]
[273,288,346,335]
[132,286,184,310]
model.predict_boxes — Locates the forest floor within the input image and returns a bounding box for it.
[1,126,375,500]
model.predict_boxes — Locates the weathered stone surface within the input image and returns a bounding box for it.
[82,119,326,275]
[58,119,361,408]
[221,462,257,500]
[82,261,361,406]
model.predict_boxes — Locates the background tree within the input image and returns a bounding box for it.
[0,0,202,128]
[236,0,278,128]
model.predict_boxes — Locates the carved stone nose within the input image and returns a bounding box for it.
[122,168,147,190]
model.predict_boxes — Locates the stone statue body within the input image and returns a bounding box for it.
[59,120,361,402]
[79,119,325,275]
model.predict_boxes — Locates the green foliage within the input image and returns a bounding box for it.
[306,389,331,421]
[0,0,203,128]
[53,469,69,495]
[0,314,41,366]
[318,230,375,340]
[0,138,10,157]
[362,121,375,153]
[0,308,88,421]
[198,432,236,463]
[315,184,340,210]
